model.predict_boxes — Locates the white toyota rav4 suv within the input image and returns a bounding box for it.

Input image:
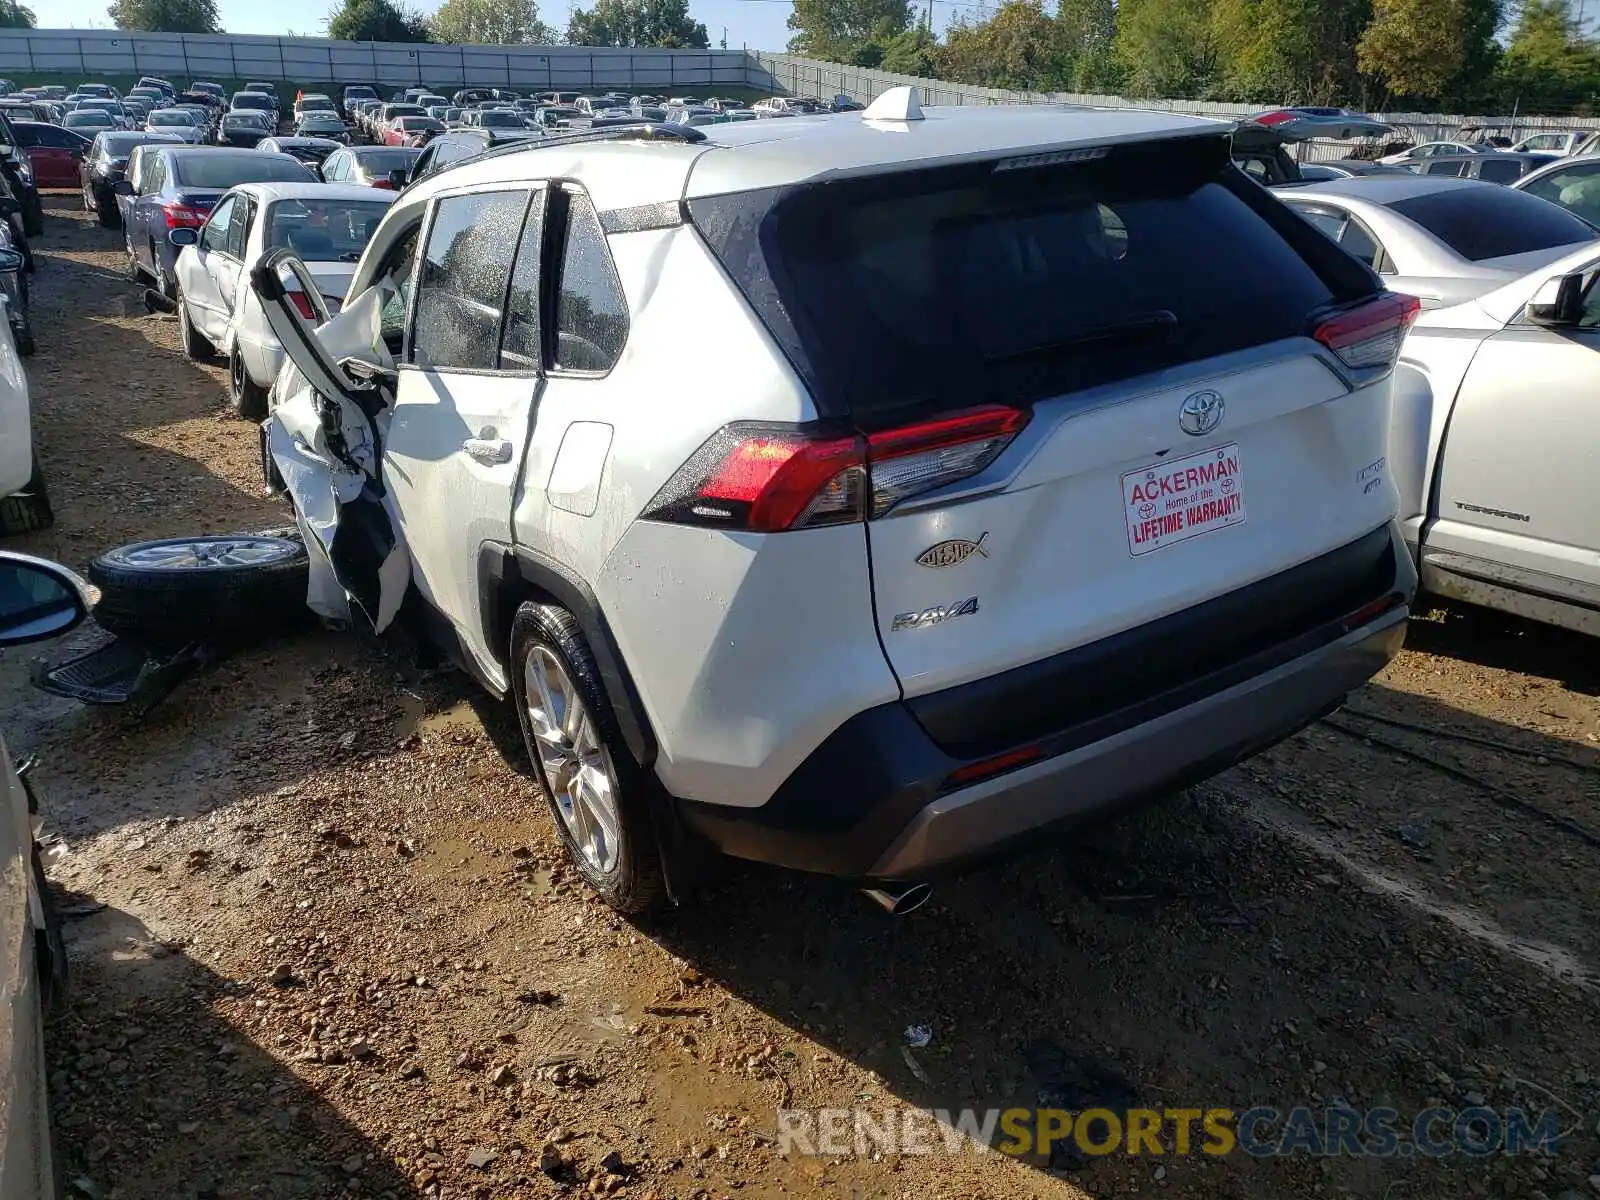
[252,90,1417,914]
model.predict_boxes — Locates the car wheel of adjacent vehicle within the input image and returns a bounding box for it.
[176,288,212,360]
[0,453,52,535]
[88,534,310,648]
[30,844,66,1018]
[96,197,118,229]
[510,603,666,916]
[230,349,267,419]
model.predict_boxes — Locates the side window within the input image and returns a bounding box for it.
[1289,203,1346,241]
[1477,158,1522,185]
[410,189,529,370]
[377,224,421,349]
[552,192,629,374]
[1578,271,1600,329]
[499,192,546,370]
[201,194,235,252]
[226,197,250,259]
[141,154,162,193]
[322,153,345,182]
[1339,218,1384,272]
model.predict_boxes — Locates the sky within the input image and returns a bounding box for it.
[37,0,976,51]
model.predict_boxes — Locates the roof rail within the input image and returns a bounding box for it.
[416,121,708,188]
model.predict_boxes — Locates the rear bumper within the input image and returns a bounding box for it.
[676,521,1414,879]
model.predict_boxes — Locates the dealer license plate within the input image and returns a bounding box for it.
[1122,443,1246,557]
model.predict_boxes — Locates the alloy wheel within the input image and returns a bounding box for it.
[523,646,622,875]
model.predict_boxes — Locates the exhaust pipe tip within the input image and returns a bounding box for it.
[862,882,932,917]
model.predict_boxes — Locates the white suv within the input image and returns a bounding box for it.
[253,91,1417,914]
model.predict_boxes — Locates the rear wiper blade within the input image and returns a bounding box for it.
[985,310,1178,365]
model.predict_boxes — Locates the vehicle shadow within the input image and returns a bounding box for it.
[45,893,413,1199]
[1406,598,1600,696]
[646,679,1600,1195]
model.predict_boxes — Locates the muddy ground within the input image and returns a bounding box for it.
[4,194,1599,1200]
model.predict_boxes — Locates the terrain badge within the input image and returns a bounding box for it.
[916,532,990,569]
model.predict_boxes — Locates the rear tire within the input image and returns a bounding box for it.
[230,349,267,419]
[0,454,52,535]
[96,199,118,229]
[88,534,310,647]
[176,287,212,360]
[510,603,666,916]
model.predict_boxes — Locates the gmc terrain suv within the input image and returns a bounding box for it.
[252,90,1417,914]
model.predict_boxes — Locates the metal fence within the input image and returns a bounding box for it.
[0,29,750,90]
[753,51,1600,143]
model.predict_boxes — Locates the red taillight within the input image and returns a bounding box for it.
[644,404,1030,533]
[944,744,1046,789]
[161,202,205,228]
[286,289,317,321]
[1251,109,1294,127]
[865,404,1031,518]
[1312,292,1420,371]
[370,178,395,190]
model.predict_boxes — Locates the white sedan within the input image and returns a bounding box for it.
[170,182,394,418]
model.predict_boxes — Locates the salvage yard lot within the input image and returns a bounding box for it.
[4,195,1600,1200]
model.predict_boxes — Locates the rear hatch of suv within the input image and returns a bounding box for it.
[687,133,1409,754]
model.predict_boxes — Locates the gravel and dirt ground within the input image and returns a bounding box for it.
[4,194,1600,1200]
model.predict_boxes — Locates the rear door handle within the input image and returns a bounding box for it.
[463,436,513,465]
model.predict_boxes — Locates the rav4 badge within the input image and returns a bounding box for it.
[892,596,979,632]
[916,532,989,568]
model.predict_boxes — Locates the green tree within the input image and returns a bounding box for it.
[430,0,558,43]
[0,3,34,28]
[879,24,940,75]
[785,0,913,63]
[106,0,221,33]
[567,0,709,46]
[1113,0,1220,97]
[327,0,432,41]
[1490,0,1600,109]
[1211,0,1370,103]
[1058,0,1119,89]
[941,0,1072,89]
[1357,0,1501,104]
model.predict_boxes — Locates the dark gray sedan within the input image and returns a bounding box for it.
[115,147,312,295]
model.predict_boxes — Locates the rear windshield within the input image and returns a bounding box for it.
[689,137,1362,417]
[232,93,274,110]
[172,154,311,187]
[99,134,150,155]
[355,148,417,171]
[478,111,522,127]
[148,111,194,126]
[1390,186,1597,261]
[264,198,390,258]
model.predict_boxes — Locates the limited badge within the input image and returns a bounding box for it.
[916,532,989,569]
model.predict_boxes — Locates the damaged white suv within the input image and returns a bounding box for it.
[253,90,1416,915]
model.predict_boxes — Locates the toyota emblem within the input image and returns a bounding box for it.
[1178,390,1225,437]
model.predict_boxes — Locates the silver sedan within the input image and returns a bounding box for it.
[1273,175,1598,308]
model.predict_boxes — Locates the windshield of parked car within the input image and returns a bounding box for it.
[477,110,522,128]
[232,93,275,111]
[396,116,443,131]
[65,112,112,129]
[263,198,391,260]
[223,112,269,127]
[171,153,312,187]
[298,97,335,111]
[1390,186,1599,260]
[148,110,196,126]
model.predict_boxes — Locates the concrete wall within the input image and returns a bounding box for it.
[0,29,749,90]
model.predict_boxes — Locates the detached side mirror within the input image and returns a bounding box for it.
[168,226,198,247]
[386,167,408,189]
[0,553,92,647]
[112,179,134,196]
[0,248,23,273]
[1525,273,1585,327]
